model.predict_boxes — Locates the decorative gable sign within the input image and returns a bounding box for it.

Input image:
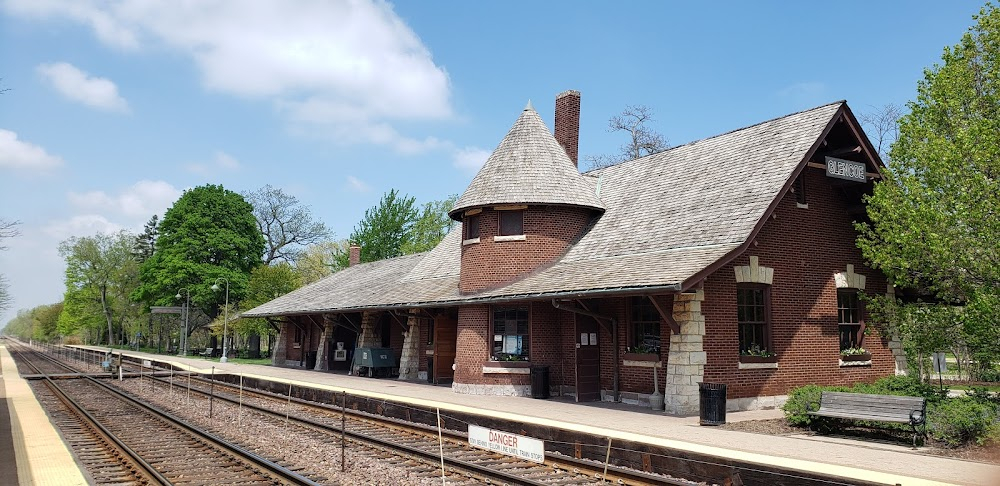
[825,156,867,182]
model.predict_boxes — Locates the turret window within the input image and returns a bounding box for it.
[499,210,524,236]
[465,214,480,240]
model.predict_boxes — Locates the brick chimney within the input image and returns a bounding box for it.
[348,244,361,267]
[554,90,581,167]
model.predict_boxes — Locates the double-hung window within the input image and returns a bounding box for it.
[493,306,529,360]
[630,297,661,353]
[838,290,864,351]
[737,284,771,356]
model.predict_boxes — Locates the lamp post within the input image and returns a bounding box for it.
[211,277,230,363]
[175,288,190,356]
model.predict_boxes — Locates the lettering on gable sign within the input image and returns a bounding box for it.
[825,156,867,182]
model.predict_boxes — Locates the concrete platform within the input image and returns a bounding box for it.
[0,343,88,486]
[72,345,1000,485]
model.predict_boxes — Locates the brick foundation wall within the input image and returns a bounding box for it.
[701,168,892,399]
[460,206,592,293]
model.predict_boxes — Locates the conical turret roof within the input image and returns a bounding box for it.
[449,105,605,220]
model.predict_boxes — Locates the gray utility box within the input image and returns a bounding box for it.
[352,347,397,377]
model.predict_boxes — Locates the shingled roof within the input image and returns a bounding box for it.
[448,103,605,219]
[243,101,847,318]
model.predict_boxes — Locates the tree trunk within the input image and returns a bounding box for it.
[100,286,115,346]
[249,334,261,359]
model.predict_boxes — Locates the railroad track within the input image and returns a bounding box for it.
[9,341,322,486]
[113,360,693,485]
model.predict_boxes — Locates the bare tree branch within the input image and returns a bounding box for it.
[585,105,669,170]
[859,103,902,161]
[244,185,330,265]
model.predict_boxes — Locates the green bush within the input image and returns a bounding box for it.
[868,375,948,404]
[927,397,999,447]
[782,384,848,427]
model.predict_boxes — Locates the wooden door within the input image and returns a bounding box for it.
[575,314,601,401]
[433,314,457,384]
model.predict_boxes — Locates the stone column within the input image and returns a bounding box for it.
[398,314,421,380]
[357,311,378,348]
[271,321,288,366]
[314,315,335,371]
[664,290,706,416]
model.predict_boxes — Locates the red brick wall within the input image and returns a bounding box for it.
[460,206,592,293]
[702,168,892,399]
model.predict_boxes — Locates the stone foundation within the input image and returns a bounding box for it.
[398,314,420,380]
[451,382,531,396]
[726,394,788,412]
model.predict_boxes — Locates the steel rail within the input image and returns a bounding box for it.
[13,349,171,485]
[153,373,690,486]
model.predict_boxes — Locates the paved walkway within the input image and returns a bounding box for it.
[0,343,88,485]
[49,345,1000,484]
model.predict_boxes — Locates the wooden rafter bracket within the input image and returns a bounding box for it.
[647,295,680,334]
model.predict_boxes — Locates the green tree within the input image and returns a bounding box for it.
[30,302,63,342]
[133,215,159,263]
[295,239,349,284]
[859,5,1000,378]
[233,262,302,357]
[59,231,140,346]
[134,184,264,322]
[244,185,330,265]
[401,195,458,255]
[336,189,417,266]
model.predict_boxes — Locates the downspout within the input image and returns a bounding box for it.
[551,299,620,402]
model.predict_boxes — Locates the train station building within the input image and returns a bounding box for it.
[242,91,903,414]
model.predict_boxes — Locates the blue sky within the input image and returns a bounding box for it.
[0,0,987,324]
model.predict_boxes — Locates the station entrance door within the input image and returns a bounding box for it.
[431,314,457,384]
[575,314,601,401]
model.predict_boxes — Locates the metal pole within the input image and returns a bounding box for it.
[210,366,215,418]
[238,374,243,427]
[285,383,292,427]
[437,408,445,485]
[341,391,346,472]
[603,438,613,482]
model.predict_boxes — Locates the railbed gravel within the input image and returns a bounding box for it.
[113,377,457,485]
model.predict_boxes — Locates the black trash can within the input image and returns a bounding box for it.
[698,382,727,425]
[530,365,550,399]
[426,356,434,383]
[305,351,317,369]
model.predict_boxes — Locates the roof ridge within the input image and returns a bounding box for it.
[585,100,845,174]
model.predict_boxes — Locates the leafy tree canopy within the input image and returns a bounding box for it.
[233,262,302,338]
[134,184,264,316]
[295,239,349,284]
[859,4,1000,304]
[60,231,140,345]
[400,195,457,255]
[336,189,417,266]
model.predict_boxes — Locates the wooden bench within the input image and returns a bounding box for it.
[808,391,926,447]
[198,347,214,357]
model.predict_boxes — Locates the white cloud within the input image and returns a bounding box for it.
[37,62,130,113]
[214,151,239,170]
[452,146,491,172]
[42,214,122,239]
[0,129,64,171]
[346,176,370,193]
[8,0,453,146]
[68,180,182,219]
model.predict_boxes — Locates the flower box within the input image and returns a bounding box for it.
[739,355,778,364]
[482,361,531,368]
[623,352,660,362]
[840,352,872,362]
